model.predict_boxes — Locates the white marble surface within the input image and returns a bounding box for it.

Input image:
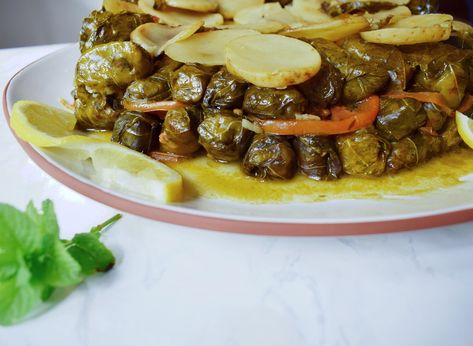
[1,45,473,346]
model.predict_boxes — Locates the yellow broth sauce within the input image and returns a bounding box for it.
[168,147,473,203]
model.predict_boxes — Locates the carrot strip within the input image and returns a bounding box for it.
[384,91,452,115]
[458,94,473,113]
[253,96,380,136]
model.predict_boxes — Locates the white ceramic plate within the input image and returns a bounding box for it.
[4,44,473,235]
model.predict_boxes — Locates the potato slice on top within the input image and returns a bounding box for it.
[217,21,284,34]
[361,14,453,45]
[286,0,332,24]
[165,0,218,13]
[103,0,143,13]
[388,14,453,28]
[361,26,451,45]
[364,6,412,29]
[225,34,321,88]
[218,0,265,19]
[165,29,260,66]
[234,3,299,26]
[281,15,369,41]
[131,22,202,56]
[138,0,223,27]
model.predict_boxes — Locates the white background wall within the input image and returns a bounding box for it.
[0,0,102,48]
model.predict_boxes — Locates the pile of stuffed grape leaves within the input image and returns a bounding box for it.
[71,0,473,182]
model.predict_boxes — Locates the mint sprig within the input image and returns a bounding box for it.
[0,200,121,325]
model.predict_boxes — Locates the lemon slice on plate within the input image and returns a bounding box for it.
[456,111,473,149]
[10,100,99,147]
[10,100,183,203]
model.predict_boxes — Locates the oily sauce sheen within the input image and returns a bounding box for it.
[168,147,473,203]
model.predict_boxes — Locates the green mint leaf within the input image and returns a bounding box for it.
[65,214,120,276]
[0,250,20,282]
[38,200,60,238]
[24,201,81,287]
[26,200,59,253]
[0,265,41,326]
[0,201,121,326]
[0,204,41,255]
[66,233,116,276]
[35,240,82,287]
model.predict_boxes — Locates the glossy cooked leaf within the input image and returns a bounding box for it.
[79,10,153,53]
[198,112,253,162]
[298,59,344,108]
[75,42,153,96]
[336,127,390,176]
[386,136,419,172]
[342,60,389,104]
[412,130,444,162]
[402,43,470,108]
[342,37,411,91]
[408,0,439,14]
[309,38,348,71]
[73,86,122,130]
[170,65,212,104]
[293,135,342,180]
[242,134,296,180]
[243,86,307,119]
[124,74,171,104]
[441,118,462,149]
[310,38,389,103]
[321,0,397,16]
[376,97,426,141]
[159,107,202,155]
[112,111,161,153]
[423,102,447,131]
[66,233,115,276]
[203,68,248,109]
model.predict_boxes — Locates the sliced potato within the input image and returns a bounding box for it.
[364,6,412,28]
[452,20,473,33]
[234,3,299,26]
[389,14,453,28]
[165,29,260,65]
[139,0,223,27]
[217,21,284,34]
[281,15,369,41]
[103,0,143,13]
[225,34,321,88]
[361,26,451,45]
[453,20,473,34]
[131,22,202,56]
[165,0,218,13]
[218,0,264,19]
[286,0,331,24]
[358,0,409,3]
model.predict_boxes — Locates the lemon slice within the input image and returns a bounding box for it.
[10,100,183,203]
[10,100,100,147]
[52,141,183,203]
[456,111,473,149]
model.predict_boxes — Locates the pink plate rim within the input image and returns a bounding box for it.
[4,50,473,236]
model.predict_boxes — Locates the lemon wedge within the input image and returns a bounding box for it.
[456,111,473,149]
[10,100,183,203]
[10,100,98,147]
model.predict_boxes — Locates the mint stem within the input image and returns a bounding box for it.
[90,214,122,235]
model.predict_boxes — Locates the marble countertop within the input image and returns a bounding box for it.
[1,45,473,346]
